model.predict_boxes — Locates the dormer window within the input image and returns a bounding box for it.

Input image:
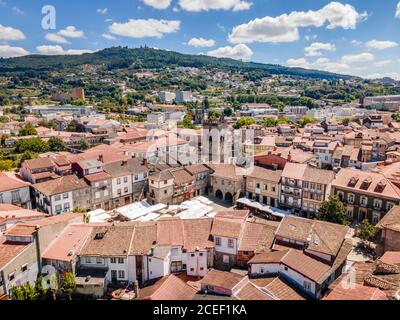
[375,180,387,193]
[361,177,372,190]
[348,175,359,187]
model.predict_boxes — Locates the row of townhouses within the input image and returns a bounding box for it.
[0,210,352,300]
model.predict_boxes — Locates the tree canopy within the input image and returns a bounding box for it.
[234,116,256,129]
[315,195,349,225]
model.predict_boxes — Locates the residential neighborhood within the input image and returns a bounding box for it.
[1,0,400,307]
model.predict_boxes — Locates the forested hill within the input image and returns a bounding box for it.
[0,46,355,80]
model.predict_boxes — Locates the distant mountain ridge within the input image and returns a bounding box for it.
[0,46,356,80]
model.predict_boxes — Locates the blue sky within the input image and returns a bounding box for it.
[0,0,400,79]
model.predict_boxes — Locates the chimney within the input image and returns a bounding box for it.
[287,151,292,162]
[122,160,128,166]
[98,155,104,163]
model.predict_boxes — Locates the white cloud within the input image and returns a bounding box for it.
[143,0,172,9]
[102,33,116,40]
[45,33,70,44]
[365,72,400,80]
[373,60,393,67]
[305,34,317,41]
[0,45,29,58]
[58,26,85,39]
[229,2,367,44]
[0,24,25,41]
[207,44,253,60]
[97,8,108,14]
[304,42,336,57]
[12,6,24,15]
[188,37,215,47]
[365,40,398,50]
[36,45,93,55]
[396,2,400,18]
[179,0,253,12]
[341,52,374,64]
[109,19,180,38]
[351,40,362,46]
[287,57,350,73]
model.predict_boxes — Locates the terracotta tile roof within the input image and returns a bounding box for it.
[184,164,212,175]
[275,216,348,257]
[84,171,112,183]
[157,218,184,247]
[376,205,400,232]
[42,224,93,262]
[24,157,54,170]
[324,282,387,300]
[0,204,47,220]
[245,166,282,182]
[275,216,313,243]
[0,172,30,192]
[79,225,135,257]
[150,170,174,182]
[211,217,244,239]
[4,224,37,237]
[379,251,400,265]
[201,269,245,290]
[208,164,245,181]
[182,218,214,252]
[281,163,307,180]
[169,168,194,185]
[33,175,88,196]
[238,218,277,252]
[129,223,157,255]
[248,250,289,264]
[104,159,148,177]
[281,249,331,283]
[263,277,306,300]
[234,281,274,300]
[138,274,197,300]
[332,168,400,200]
[0,236,30,269]
[153,218,213,252]
[307,220,348,257]
[302,166,334,185]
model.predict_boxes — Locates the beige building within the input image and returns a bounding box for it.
[245,166,282,208]
[208,164,245,204]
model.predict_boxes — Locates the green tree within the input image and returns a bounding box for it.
[71,98,88,106]
[14,138,50,153]
[392,113,400,122]
[11,286,25,300]
[234,116,256,129]
[0,116,9,123]
[22,282,37,300]
[298,116,317,128]
[60,272,76,300]
[19,123,38,136]
[315,195,349,225]
[78,139,90,150]
[0,159,14,171]
[34,275,46,300]
[223,107,234,117]
[48,137,67,152]
[261,117,278,128]
[208,109,222,120]
[1,134,10,146]
[277,117,294,125]
[177,113,195,129]
[67,119,85,132]
[356,219,377,246]
[202,97,210,109]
